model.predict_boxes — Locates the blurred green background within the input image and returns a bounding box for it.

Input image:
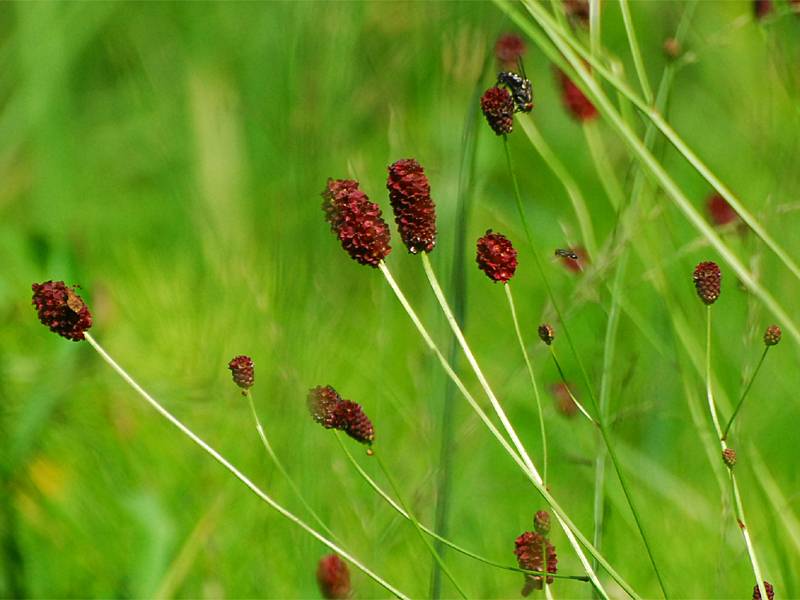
[2,1,800,598]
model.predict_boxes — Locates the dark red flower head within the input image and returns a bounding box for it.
[754,0,774,19]
[317,554,351,600]
[476,230,518,283]
[386,159,437,254]
[31,281,92,341]
[515,530,558,596]
[308,385,375,445]
[753,581,775,600]
[707,193,738,226]
[481,87,515,135]
[558,246,588,273]
[555,68,597,122]
[228,355,254,390]
[321,179,392,268]
[764,325,781,347]
[693,261,721,305]
[495,33,526,69]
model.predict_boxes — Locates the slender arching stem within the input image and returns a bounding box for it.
[244,389,339,542]
[334,433,590,583]
[721,347,770,440]
[704,309,768,600]
[82,333,409,600]
[505,283,548,485]
[372,449,468,598]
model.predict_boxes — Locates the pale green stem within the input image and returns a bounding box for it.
[378,262,629,600]
[704,310,768,600]
[589,0,601,57]
[721,347,769,440]
[372,450,467,598]
[619,0,653,104]
[82,333,408,600]
[244,389,339,542]
[505,283,548,485]
[517,0,800,299]
[335,433,590,583]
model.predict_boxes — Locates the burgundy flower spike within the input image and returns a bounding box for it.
[386,158,437,254]
[308,385,375,445]
[555,68,597,122]
[228,355,254,391]
[481,87,515,135]
[321,179,392,268]
[317,554,351,600]
[515,530,558,596]
[693,261,721,305]
[31,281,93,341]
[476,230,518,283]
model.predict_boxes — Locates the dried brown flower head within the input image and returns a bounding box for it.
[753,581,775,600]
[228,355,254,391]
[495,33,526,69]
[723,447,737,468]
[693,261,722,305]
[555,68,597,122]
[534,510,551,536]
[321,179,392,267]
[31,281,93,341]
[551,382,578,418]
[317,554,351,599]
[476,230,518,283]
[308,385,375,445]
[515,530,558,596]
[563,0,590,25]
[764,325,781,347]
[386,159,437,254]
[538,324,555,345]
[481,86,515,135]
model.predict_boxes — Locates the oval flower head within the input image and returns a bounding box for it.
[476,230,518,283]
[693,261,721,305]
[386,158,437,254]
[321,178,391,267]
[308,385,375,445]
[32,281,93,341]
[480,86,515,135]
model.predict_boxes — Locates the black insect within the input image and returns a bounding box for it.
[496,58,534,113]
[554,248,579,260]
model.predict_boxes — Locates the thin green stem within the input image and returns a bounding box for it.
[372,450,467,599]
[547,347,596,425]
[704,310,768,600]
[82,333,408,600]
[721,347,769,440]
[336,433,591,582]
[583,123,625,212]
[589,0,601,57]
[505,283,548,485]
[619,0,653,104]
[378,261,632,599]
[503,135,667,599]
[244,390,339,542]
